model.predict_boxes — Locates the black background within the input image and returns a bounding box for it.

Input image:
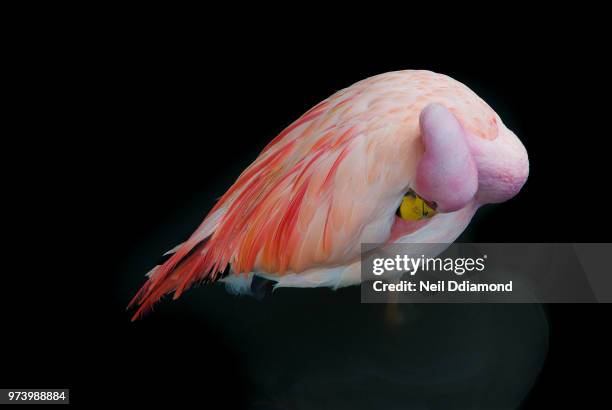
[3,11,611,408]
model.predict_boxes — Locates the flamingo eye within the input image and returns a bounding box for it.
[397,189,437,221]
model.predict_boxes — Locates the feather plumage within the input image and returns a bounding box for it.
[129,70,527,320]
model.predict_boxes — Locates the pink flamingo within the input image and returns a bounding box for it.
[129,70,529,320]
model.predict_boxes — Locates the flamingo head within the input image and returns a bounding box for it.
[414,103,528,212]
[390,99,528,246]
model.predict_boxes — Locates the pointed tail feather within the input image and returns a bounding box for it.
[128,238,223,321]
[127,201,235,320]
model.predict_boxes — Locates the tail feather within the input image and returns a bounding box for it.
[128,239,216,321]
[128,202,234,320]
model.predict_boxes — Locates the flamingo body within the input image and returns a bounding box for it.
[129,70,529,319]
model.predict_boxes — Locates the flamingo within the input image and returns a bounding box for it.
[128,70,529,320]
